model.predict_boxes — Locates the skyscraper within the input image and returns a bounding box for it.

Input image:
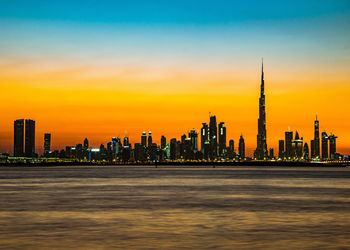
[239,135,245,159]
[25,119,35,157]
[141,132,147,147]
[328,134,337,160]
[303,143,309,161]
[209,115,217,159]
[201,123,209,153]
[44,133,51,156]
[83,138,89,150]
[278,140,284,159]
[188,130,198,152]
[285,131,293,159]
[321,132,328,161]
[314,116,320,159]
[14,119,24,157]
[148,131,152,148]
[218,122,226,157]
[256,60,268,160]
[161,135,166,149]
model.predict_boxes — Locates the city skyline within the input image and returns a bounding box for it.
[0,1,349,156]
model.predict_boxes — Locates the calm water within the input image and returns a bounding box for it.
[0,166,350,249]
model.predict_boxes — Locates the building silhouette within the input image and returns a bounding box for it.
[148,131,152,148]
[44,133,51,156]
[239,135,245,159]
[321,132,328,160]
[14,119,24,157]
[278,140,284,159]
[312,116,320,159]
[201,123,209,154]
[161,135,166,149]
[285,131,293,159]
[24,119,35,157]
[188,130,198,153]
[328,134,337,160]
[256,60,268,160]
[209,115,217,159]
[218,122,226,157]
[303,143,309,160]
[141,132,147,147]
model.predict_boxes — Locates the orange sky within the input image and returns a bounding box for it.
[1,59,349,156]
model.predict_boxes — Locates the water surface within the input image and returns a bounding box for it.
[0,166,349,249]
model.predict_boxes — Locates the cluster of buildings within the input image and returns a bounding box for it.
[3,61,347,163]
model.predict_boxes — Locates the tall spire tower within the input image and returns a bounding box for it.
[256,59,268,160]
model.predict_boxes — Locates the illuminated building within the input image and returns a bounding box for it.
[256,60,268,160]
[328,134,337,160]
[291,131,303,159]
[123,136,129,147]
[209,115,217,159]
[148,131,152,148]
[313,116,320,159]
[14,119,24,157]
[239,135,245,159]
[141,132,147,147]
[278,140,284,159]
[303,143,309,160]
[25,119,35,157]
[218,122,226,157]
[44,133,51,157]
[188,130,198,152]
[321,132,328,160]
[201,123,209,153]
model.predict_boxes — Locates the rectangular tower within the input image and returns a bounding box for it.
[25,119,35,157]
[14,119,24,157]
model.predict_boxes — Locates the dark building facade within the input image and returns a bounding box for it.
[328,134,337,160]
[25,119,35,157]
[256,60,268,160]
[161,136,166,149]
[201,123,208,153]
[239,135,245,159]
[188,130,198,153]
[321,132,328,160]
[313,116,320,159]
[209,115,217,159]
[44,133,51,156]
[14,119,24,157]
[285,131,293,159]
[218,122,226,157]
[141,132,147,147]
[278,139,284,159]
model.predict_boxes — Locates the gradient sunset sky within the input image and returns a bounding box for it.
[1,0,350,156]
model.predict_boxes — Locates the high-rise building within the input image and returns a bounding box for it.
[188,130,198,152]
[291,131,303,159]
[303,143,309,161]
[44,133,51,156]
[123,136,129,147]
[170,138,177,160]
[285,131,293,159]
[321,132,328,161]
[328,134,337,160]
[83,138,89,150]
[239,135,245,159]
[314,116,320,159]
[201,123,209,153]
[14,119,24,157]
[269,148,274,159]
[148,131,152,148]
[278,140,284,159]
[25,119,35,157]
[218,122,226,157]
[256,60,268,160]
[209,115,217,159]
[161,136,166,149]
[141,132,147,147]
